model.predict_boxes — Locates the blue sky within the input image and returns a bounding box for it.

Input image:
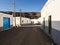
[0,0,47,12]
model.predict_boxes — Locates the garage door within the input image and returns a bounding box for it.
[3,17,10,30]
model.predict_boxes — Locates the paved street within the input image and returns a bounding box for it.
[0,26,53,45]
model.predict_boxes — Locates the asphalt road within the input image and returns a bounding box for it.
[0,27,53,45]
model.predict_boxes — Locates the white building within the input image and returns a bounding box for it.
[0,11,31,31]
[39,0,60,45]
[31,19,39,24]
[13,17,31,26]
[0,12,13,31]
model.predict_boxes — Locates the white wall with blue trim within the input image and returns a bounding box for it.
[0,13,13,31]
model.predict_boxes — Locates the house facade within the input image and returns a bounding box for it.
[39,0,60,45]
[13,17,31,26]
[0,12,13,31]
[0,11,40,31]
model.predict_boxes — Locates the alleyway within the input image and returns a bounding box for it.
[0,25,53,45]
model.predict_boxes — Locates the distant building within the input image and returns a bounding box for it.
[0,11,41,31]
[12,12,41,26]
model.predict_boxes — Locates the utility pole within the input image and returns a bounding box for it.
[20,9,22,26]
[13,0,16,27]
[23,12,25,17]
[31,12,32,19]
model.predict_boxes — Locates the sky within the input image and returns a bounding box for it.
[0,0,47,12]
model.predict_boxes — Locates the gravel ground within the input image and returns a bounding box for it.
[0,26,53,45]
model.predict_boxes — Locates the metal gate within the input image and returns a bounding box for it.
[3,17,10,30]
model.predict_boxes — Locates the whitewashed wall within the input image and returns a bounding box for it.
[13,17,31,26]
[31,19,39,24]
[39,0,60,45]
[0,13,13,27]
[21,17,31,24]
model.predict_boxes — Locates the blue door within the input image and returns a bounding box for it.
[3,17,10,30]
